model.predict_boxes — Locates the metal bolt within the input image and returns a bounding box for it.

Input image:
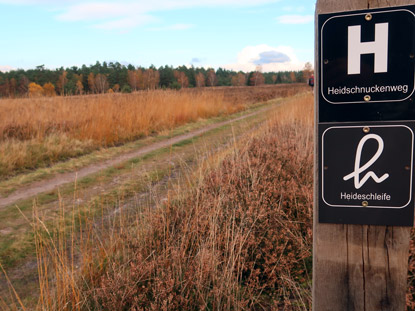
[324,166,328,170]
[410,53,415,59]
[324,59,329,65]
[365,13,372,21]
[405,166,410,171]
[364,95,371,102]
[362,201,369,207]
[363,126,370,133]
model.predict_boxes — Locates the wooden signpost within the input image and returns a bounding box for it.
[314,1,415,310]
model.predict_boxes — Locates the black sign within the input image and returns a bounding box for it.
[319,122,415,226]
[318,5,415,123]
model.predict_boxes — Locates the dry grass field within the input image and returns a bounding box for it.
[0,84,304,178]
[2,87,415,310]
[19,93,313,310]
[0,91,239,178]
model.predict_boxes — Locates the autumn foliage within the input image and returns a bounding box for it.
[28,82,43,97]
[174,70,189,88]
[231,72,247,86]
[43,82,56,96]
[0,61,311,98]
[128,69,160,90]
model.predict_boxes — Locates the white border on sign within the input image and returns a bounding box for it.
[320,9,415,105]
[321,124,414,208]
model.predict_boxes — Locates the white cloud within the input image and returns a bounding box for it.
[93,16,157,30]
[0,65,14,72]
[56,1,281,21]
[168,23,193,30]
[191,57,205,63]
[57,3,138,21]
[0,0,79,4]
[0,0,278,5]
[0,0,281,30]
[224,44,304,72]
[282,6,306,12]
[52,0,281,30]
[149,23,194,31]
[276,14,313,24]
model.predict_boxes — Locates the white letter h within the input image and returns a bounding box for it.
[348,23,389,75]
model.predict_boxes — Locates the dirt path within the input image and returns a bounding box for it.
[0,107,271,209]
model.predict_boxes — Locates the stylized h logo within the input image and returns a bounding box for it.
[347,23,389,75]
[343,134,389,189]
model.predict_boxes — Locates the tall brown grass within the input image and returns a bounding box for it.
[0,90,240,177]
[9,93,313,310]
[0,84,307,178]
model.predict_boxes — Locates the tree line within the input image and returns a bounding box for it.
[0,61,313,97]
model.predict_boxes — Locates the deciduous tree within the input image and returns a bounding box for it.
[302,62,313,81]
[195,72,205,87]
[290,72,296,83]
[143,68,159,90]
[112,84,120,92]
[9,78,17,97]
[127,70,138,91]
[206,69,217,87]
[231,72,246,86]
[128,69,146,90]
[249,71,265,86]
[56,71,68,95]
[43,82,56,96]
[1,79,10,97]
[28,82,44,97]
[88,73,96,94]
[174,70,189,88]
[18,75,29,95]
[95,74,108,94]
[76,80,84,95]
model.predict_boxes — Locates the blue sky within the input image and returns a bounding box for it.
[0,0,315,72]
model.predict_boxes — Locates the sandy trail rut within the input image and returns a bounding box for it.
[0,107,270,209]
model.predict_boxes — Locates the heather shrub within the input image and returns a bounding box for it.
[407,231,415,309]
[86,104,314,310]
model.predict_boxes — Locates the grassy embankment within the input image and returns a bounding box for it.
[17,93,315,310]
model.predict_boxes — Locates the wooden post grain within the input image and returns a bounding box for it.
[313,1,413,310]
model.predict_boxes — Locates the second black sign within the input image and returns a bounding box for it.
[319,122,415,226]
